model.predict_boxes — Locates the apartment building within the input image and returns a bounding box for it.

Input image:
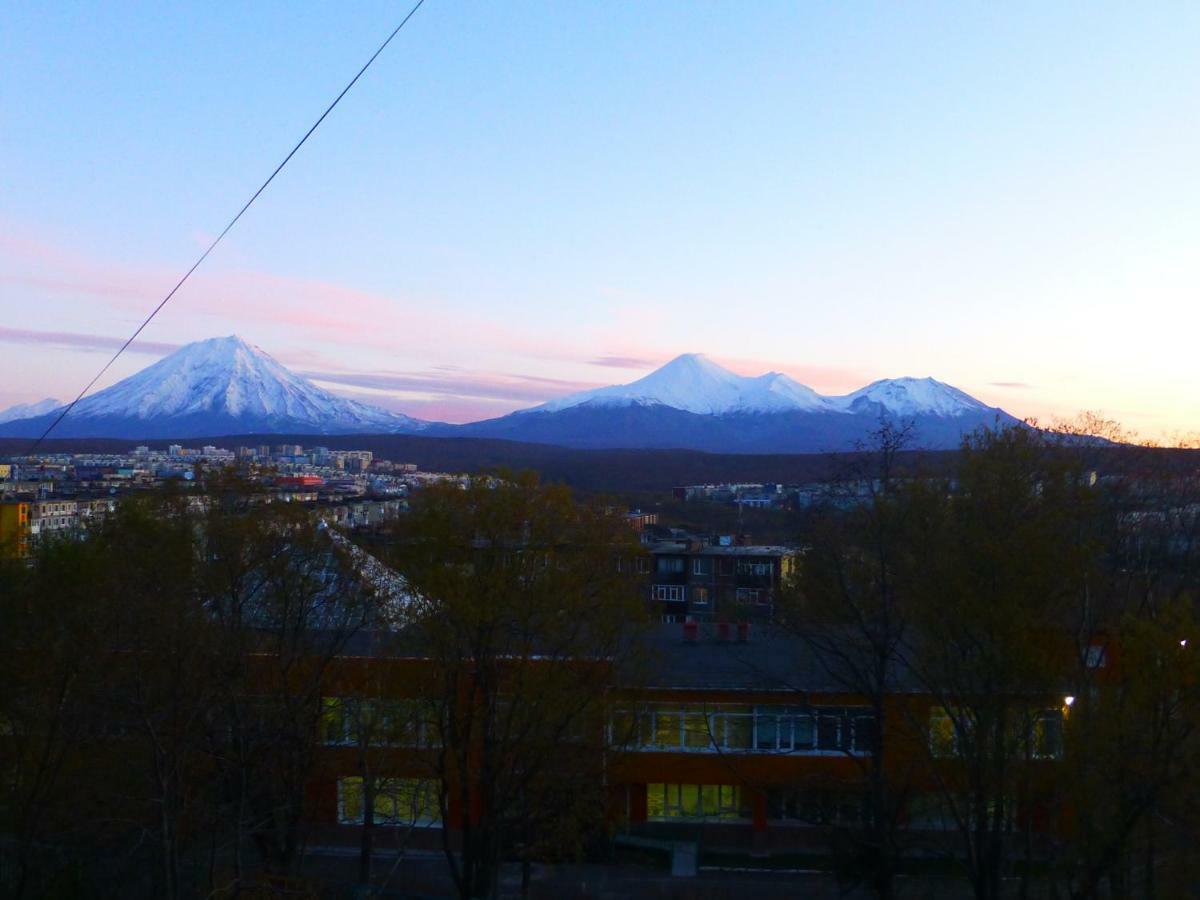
[638,537,798,622]
[30,498,80,539]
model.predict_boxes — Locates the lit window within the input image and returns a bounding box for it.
[339,777,441,826]
[646,783,747,820]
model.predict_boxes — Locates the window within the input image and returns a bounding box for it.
[754,707,814,751]
[851,715,876,754]
[617,705,869,755]
[654,584,684,602]
[656,557,685,574]
[691,586,710,606]
[735,587,763,605]
[692,558,713,576]
[1031,711,1064,759]
[321,697,429,747]
[661,614,684,624]
[653,711,682,749]
[636,557,652,574]
[339,777,441,827]
[929,709,960,758]
[815,714,842,751]
[646,783,748,820]
[1085,644,1107,668]
[736,561,774,577]
[769,788,867,825]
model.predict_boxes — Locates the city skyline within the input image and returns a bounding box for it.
[3,3,1198,439]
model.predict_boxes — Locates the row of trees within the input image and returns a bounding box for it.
[781,421,1200,899]
[0,483,377,898]
[0,474,650,900]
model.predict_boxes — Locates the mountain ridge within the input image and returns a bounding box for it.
[0,342,1022,452]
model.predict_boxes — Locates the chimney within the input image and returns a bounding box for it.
[737,622,751,643]
[682,620,699,644]
[717,622,732,643]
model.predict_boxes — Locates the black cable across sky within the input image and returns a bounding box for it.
[29,0,428,453]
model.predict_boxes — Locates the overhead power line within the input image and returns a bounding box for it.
[29,0,428,453]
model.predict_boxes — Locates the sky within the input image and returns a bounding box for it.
[1,2,1198,438]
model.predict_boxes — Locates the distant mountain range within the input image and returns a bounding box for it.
[0,337,1021,452]
[0,397,63,424]
[446,353,1020,452]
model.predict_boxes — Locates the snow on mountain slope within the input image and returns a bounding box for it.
[0,398,63,424]
[533,353,837,415]
[0,336,427,437]
[834,377,990,417]
[529,356,998,419]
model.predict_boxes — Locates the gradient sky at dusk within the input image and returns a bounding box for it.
[2,2,1198,437]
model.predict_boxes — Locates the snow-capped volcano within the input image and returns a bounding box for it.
[454,354,1020,452]
[0,336,427,439]
[531,355,990,418]
[834,376,990,417]
[0,397,63,424]
[534,353,835,415]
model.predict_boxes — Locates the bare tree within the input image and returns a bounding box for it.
[383,472,648,900]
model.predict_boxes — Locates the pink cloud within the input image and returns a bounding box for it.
[0,325,181,356]
[307,366,602,408]
[588,355,659,369]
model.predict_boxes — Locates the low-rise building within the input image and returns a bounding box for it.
[636,537,798,622]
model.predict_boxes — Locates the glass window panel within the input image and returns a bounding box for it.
[853,715,876,754]
[725,714,753,750]
[700,784,719,817]
[375,779,441,826]
[684,711,711,749]
[792,714,815,749]
[680,784,701,817]
[653,711,681,749]
[754,707,783,750]
[321,697,346,745]
[647,783,667,819]
[340,777,364,824]
[718,785,742,819]
[817,715,842,750]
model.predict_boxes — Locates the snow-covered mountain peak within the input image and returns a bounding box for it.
[835,376,990,417]
[0,335,428,437]
[0,397,63,424]
[533,353,835,415]
[524,356,999,421]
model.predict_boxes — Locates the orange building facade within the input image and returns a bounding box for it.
[302,624,1068,857]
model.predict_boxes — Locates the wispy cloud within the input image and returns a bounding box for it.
[0,325,181,356]
[989,381,1035,389]
[588,355,659,369]
[305,368,600,405]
